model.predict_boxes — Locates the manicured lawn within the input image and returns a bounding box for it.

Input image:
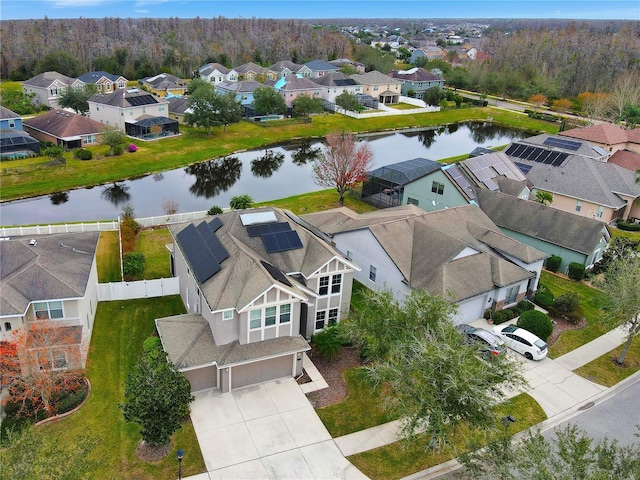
[96,231,121,282]
[540,271,607,358]
[257,188,378,215]
[347,393,546,480]
[18,296,206,479]
[609,226,640,245]
[135,228,173,279]
[574,338,640,387]
[316,368,398,437]
[0,109,558,202]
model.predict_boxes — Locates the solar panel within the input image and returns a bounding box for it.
[176,224,220,283]
[246,222,291,237]
[552,152,569,166]
[262,230,304,253]
[208,234,230,263]
[333,79,357,86]
[514,162,532,175]
[126,94,158,107]
[260,261,293,286]
[208,217,223,232]
[544,137,582,151]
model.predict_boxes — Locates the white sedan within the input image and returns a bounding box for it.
[492,324,548,361]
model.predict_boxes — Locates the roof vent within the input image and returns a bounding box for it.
[29,239,37,246]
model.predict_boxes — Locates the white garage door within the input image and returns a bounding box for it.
[231,355,293,390]
[184,365,217,392]
[453,296,486,325]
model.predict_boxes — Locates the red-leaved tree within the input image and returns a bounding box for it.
[312,131,374,204]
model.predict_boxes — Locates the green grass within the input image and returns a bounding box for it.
[0,109,558,202]
[541,271,607,358]
[574,338,640,387]
[22,296,206,480]
[135,228,173,279]
[257,188,378,215]
[97,231,121,282]
[347,393,546,480]
[316,367,398,437]
[609,226,640,245]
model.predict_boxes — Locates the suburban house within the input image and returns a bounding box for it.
[515,133,610,162]
[268,60,312,79]
[303,59,341,78]
[0,129,40,159]
[409,45,446,64]
[0,232,100,370]
[504,136,640,222]
[215,80,265,107]
[76,71,127,94]
[301,204,547,324]
[234,62,277,82]
[21,71,84,108]
[311,72,362,103]
[88,88,169,130]
[199,63,238,84]
[139,73,187,97]
[274,76,322,107]
[0,106,22,130]
[328,58,366,74]
[387,68,445,100]
[559,123,640,155]
[23,109,104,149]
[350,70,402,104]
[607,149,640,173]
[476,189,610,273]
[156,207,357,393]
[167,96,191,123]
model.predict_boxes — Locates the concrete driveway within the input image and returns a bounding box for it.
[187,377,368,480]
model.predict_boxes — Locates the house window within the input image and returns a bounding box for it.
[34,301,64,320]
[249,310,262,329]
[279,304,291,323]
[319,276,330,295]
[38,349,68,371]
[328,308,338,325]
[346,250,353,261]
[331,274,342,294]
[265,306,277,327]
[576,200,582,212]
[4,322,11,332]
[159,105,165,111]
[431,181,445,195]
[504,286,519,305]
[369,265,377,282]
[9,121,15,128]
[596,206,604,218]
[222,310,233,321]
[315,311,326,330]
[407,197,419,206]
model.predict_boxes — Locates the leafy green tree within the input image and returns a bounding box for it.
[343,288,526,447]
[100,127,126,156]
[57,85,97,114]
[397,46,411,62]
[35,51,82,78]
[123,252,146,278]
[423,86,443,106]
[43,145,65,165]
[335,91,361,112]
[292,94,324,117]
[252,87,287,115]
[618,103,640,128]
[229,194,254,209]
[460,424,640,480]
[184,80,242,134]
[0,90,39,115]
[535,190,553,205]
[121,345,193,447]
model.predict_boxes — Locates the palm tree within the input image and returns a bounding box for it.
[535,190,553,205]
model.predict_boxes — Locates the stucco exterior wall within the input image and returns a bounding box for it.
[402,170,469,210]
[533,189,617,223]
[89,101,168,130]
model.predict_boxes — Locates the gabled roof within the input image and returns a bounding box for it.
[77,71,125,84]
[304,59,341,72]
[269,60,303,73]
[216,80,264,94]
[0,106,20,120]
[387,68,443,82]
[559,123,640,146]
[0,232,99,316]
[607,149,640,172]
[476,189,608,255]
[234,62,269,75]
[350,70,402,86]
[518,133,609,160]
[366,157,442,186]
[23,71,77,88]
[23,109,104,139]
[88,89,163,108]
[140,73,185,90]
[199,63,231,75]
[169,208,350,312]
[167,96,190,115]
[277,76,321,92]
[311,71,359,87]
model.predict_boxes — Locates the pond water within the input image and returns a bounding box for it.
[0,122,528,225]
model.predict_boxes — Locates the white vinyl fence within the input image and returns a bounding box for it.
[97,277,180,302]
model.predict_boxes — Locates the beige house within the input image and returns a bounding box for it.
[350,70,402,104]
[22,71,84,108]
[559,123,640,155]
[88,88,169,130]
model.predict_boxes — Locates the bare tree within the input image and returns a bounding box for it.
[312,131,374,205]
[162,198,179,215]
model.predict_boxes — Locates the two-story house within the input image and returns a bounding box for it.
[274,76,323,107]
[88,88,169,130]
[199,63,238,84]
[234,62,277,82]
[156,208,357,393]
[139,73,187,97]
[311,72,362,104]
[350,70,402,105]
[387,68,445,100]
[215,80,264,107]
[303,60,341,79]
[76,71,127,94]
[22,71,84,108]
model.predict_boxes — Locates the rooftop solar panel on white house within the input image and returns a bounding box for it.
[240,211,278,226]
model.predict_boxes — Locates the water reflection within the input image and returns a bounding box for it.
[186,156,242,198]
[466,122,523,144]
[417,129,437,148]
[291,140,321,166]
[153,173,164,182]
[101,183,130,206]
[49,192,69,205]
[250,149,285,178]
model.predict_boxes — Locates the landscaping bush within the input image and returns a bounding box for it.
[517,310,554,342]
[123,252,146,278]
[207,205,223,215]
[490,308,518,325]
[551,292,584,324]
[616,220,640,232]
[143,336,162,353]
[515,300,535,314]
[119,204,140,254]
[311,325,344,361]
[127,144,138,153]
[567,262,586,281]
[73,148,93,160]
[533,284,555,309]
[112,145,124,156]
[545,255,562,273]
[229,194,253,210]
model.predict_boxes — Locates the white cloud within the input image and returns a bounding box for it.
[135,0,170,6]
[134,9,150,13]
[50,0,108,6]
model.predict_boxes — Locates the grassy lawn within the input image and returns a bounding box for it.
[540,271,608,358]
[257,188,378,215]
[316,368,398,437]
[574,338,640,387]
[135,228,173,279]
[608,226,640,245]
[97,231,121,282]
[24,296,206,480]
[348,393,546,480]
[0,109,558,202]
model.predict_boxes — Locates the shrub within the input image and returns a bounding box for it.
[73,148,92,160]
[534,284,555,309]
[311,325,344,361]
[515,300,535,314]
[491,308,518,325]
[545,255,562,273]
[616,220,640,232]
[517,310,553,342]
[112,144,124,156]
[229,194,254,210]
[207,205,223,215]
[567,262,585,281]
[143,336,162,353]
[123,252,146,278]
[128,143,138,153]
[551,292,584,324]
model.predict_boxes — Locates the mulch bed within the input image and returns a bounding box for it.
[136,441,171,462]
[297,345,364,408]
[546,315,587,346]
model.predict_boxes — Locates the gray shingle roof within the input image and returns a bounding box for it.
[89,89,162,108]
[0,232,99,316]
[77,71,124,84]
[216,80,264,94]
[0,106,20,120]
[311,72,358,87]
[140,73,185,90]
[156,314,309,370]
[304,59,341,72]
[24,109,104,139]
[387,68,443,82]
[22,71,76,88]
[476,189,609,255]
[278,76,321,91]
[350,70,401,86]
[167,96,190,115]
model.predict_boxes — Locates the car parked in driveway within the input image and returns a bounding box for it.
[456,324,505,358]
[492,324,548,360]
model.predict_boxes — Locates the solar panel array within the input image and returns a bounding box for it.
[464,154,527,182]
[262,230,304,253]
[446,164,476,199]
[246,221,291,237]
[333,79,358,86]
[514,162,533,175]
[260,261,293,287]
[543,137,582,151]
[505,143,569,167]
[176,219,229,284]
[126,94,158,106]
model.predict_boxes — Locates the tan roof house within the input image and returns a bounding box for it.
[139,73,187,97]
[559,123,640,155]
[350,70,402,104]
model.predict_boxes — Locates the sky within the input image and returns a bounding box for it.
[0,0,638,21]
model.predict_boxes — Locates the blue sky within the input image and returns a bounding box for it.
[1,0,638,20]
